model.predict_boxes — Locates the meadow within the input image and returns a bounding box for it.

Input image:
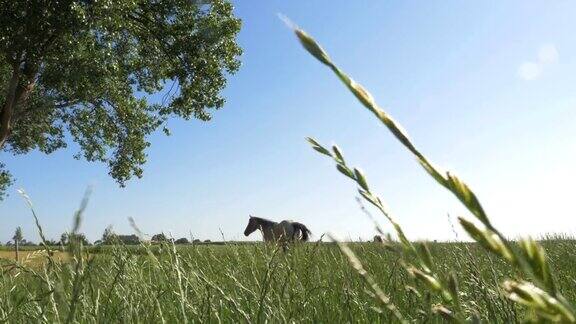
[1,21,574,324]
[0,238,574,323]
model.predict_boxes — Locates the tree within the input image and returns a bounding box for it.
[71,233,90,246]
[151,233,167,242]
[44,239,59,246]
[117,234,140,245]
[0,0,242,199]
[0,162,10,200]
[12,226,22,261]
[60,232,69,245]
[20,239,36,246]
[60,232,89,245]
[101,225,117,244]
[175,237,189,244]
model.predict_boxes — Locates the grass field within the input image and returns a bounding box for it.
[1,21,574,324]
[0,249,70,263]
[1,238,575,323]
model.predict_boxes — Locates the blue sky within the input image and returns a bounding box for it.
[1,1,576,243]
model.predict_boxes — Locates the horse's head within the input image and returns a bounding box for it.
[244,215,258,236]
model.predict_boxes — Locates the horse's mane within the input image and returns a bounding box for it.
[251,216,276,226]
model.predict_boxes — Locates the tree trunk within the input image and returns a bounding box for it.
[0,61,37,150]
[0,65,20,150]
[14,239,19,261]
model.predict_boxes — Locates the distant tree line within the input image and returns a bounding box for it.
[4,227,91,247]
[2,225,211,250]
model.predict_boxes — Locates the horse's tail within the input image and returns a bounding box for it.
[292,222,311,241]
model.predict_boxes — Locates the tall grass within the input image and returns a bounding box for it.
[1,192,576,322]
[288,20,576,323]
[2,236,576,322]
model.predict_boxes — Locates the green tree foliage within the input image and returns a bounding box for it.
[0,162,10,200]
[60,231,90,245]
[12,226,22,242]
[101,225,117,244]
[175,237,189,244]
[151,233,168,242]
[72,233,90,246]
[0,0,242,199]
[60,232,69,245]
[44,239,59,246]
[117,234,140,245]
[12,226,22,260]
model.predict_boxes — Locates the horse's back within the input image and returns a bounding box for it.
[279,220,293,227]
[270,220,292,240]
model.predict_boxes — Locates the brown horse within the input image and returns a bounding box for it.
[243,216,311,242]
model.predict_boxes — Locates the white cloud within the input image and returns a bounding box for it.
[518,61,542,81]
[538,44,559,64]
[518,44,559,81]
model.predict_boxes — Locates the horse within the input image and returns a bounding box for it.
[243,215,311,243]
